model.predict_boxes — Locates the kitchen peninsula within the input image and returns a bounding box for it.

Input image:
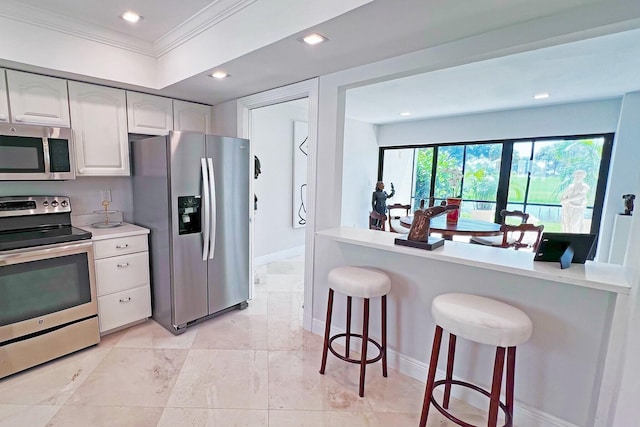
[315,227,630,427]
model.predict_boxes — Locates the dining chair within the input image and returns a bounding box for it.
[470,209,530,247]
[387,203,411,233]
[369,211,387,231]
[499,223,545,251]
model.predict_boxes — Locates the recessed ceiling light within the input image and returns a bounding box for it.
[400,112,411,116]
[121,11,143,23]
[533,92,550,100]
[301,33,328,45]
[210,71,229,79]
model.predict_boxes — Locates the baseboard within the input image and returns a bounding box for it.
[311,318,577,427]
[254,245,305,266]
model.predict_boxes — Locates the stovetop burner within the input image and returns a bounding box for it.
[0,225,92,251]
[0,196,92,251]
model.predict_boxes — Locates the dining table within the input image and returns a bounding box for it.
[399,215,502,240]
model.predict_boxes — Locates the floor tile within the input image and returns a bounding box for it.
[0,405,59,427]
[0,346,110,405]
[45,406,162,427]
[66,348,187,407]
[192,313,269,350]
[167,349,268,409]
[114,319,198,349]
[267,318,323,351]
[268,351,372,412]
[158,408,268,426]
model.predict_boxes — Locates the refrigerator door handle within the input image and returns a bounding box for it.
[207,157,216,259]
[201,158,211,261]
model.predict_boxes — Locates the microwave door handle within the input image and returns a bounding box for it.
[201,158,210,261]
[42,138,51,175]
[207,157,216,259]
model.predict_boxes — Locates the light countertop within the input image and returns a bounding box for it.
[77,222,149,241]
[317,227,631,294]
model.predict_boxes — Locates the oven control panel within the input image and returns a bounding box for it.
[0,196,71,217]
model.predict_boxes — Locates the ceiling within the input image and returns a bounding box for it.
[1,0,639,123]
[345,28,640,124]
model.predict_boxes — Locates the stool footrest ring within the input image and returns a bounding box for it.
[430,379,512,427]
[328,333,383,364]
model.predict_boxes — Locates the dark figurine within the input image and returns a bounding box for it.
[623,194,635,215]
[407,204,459,242]
[371,181,395,227]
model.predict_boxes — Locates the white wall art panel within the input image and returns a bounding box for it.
[293,121,308,228]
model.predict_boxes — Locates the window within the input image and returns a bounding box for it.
[379,133,613,236]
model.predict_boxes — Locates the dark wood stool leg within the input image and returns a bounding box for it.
[419,326,443,427]
[506,346,516,426]
[443,333,457,409]
[345,296,352,357]
[381,295,388,377]
[319,289,334,375]
[358,298,370,397]
[488,346,506,427]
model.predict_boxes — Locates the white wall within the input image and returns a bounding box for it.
[608,92,640,426]
[377,99,622,145]
[0,177,134,221]
[252,98,308,258]
[340,118,379,228]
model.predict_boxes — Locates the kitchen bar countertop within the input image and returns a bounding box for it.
[316,227,631,295]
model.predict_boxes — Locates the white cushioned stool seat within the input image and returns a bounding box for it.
[432,293,532,347]
[328,266,391,298]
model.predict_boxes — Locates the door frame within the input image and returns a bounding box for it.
[237,78,319,331]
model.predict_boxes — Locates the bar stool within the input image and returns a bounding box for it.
[420,293,533,427]
[319,266,391,397]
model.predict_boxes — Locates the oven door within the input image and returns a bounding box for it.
[0,241,97,343]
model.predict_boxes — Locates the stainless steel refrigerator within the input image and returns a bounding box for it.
[131,131,250,334]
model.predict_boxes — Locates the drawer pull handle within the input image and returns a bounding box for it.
[116,244,129,249]
[117,263,130,268]
[119,297,132,303]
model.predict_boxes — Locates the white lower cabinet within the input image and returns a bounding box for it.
[92,232,151,334]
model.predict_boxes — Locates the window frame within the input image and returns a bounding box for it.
[378,133,614,235]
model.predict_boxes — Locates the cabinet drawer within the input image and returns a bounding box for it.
[95,252,149,296]
[94,234,148,259]
[98,285,151,333]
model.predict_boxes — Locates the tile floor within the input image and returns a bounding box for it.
[0,257,489,427]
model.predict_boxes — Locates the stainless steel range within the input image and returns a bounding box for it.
[0,196,99,379]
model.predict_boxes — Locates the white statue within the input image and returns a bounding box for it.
[560,170,589,233]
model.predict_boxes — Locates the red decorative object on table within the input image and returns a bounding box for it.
[446,197,462,224]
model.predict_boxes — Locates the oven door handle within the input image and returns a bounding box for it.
[0,241,94,266]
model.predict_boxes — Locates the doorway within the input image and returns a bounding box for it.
[237,78,319,331]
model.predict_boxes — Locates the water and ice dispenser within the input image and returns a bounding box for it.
[178,196,201,235]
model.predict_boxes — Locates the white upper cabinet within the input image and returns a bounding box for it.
[173,100,212,133]
[6,70,70,127]
[69,81,129,176]
[126,92,173,135]
[0,70,8,123]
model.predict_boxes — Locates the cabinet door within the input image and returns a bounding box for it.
[69,81,129,176]
[173,100,212,133]
[0,70,8,123]
[126,91,173,135]
[6,70,70,127]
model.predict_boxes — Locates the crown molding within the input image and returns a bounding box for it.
[154,0,257,56]
[0,0,257,59]
[0,0,155,57]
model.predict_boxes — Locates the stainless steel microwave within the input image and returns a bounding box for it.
[0,123,75,180]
